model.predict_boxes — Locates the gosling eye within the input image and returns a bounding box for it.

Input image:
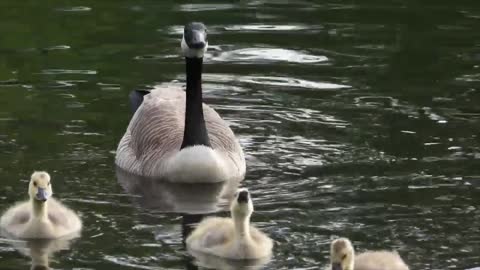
[342,254,347,260]
[33,181,37,187]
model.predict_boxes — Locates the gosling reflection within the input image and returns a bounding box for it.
[2,236,77,270]
[189,251,271,270]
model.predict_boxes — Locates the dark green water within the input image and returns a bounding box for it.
[1,0,479,269]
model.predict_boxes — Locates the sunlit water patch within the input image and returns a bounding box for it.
[40,69,97,75]
[210,48,328,64]
[42,45,71,51]
[176,3,237,12]
[224,24,317,32]
[55,6,92,12]
[202,74,350,90]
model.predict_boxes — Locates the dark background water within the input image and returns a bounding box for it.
[0,0,479,269]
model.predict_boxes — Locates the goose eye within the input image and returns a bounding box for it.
[33,181,37,187]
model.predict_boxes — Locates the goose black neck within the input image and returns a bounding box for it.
[181,57,211,149]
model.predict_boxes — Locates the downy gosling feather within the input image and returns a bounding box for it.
[328,238,409,270]
[186,188,273,259]
[0,172,82,239]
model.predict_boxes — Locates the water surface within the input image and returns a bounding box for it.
[0,0,479,269]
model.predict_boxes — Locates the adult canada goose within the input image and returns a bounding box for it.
[0,172,82,239]
[115,22,246,183]
[186,188,273,259]
[328,238,409,270]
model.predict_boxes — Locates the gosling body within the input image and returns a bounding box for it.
[0,172,82,239]
[328,238,409,270]
[186,188,273,259]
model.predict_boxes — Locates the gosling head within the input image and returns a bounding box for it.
[28,171,52,203]
[181,22,208,58]
[231,188,254,218]
[330,238,355,270]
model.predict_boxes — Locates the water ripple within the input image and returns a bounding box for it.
[176,3,236,12]
[41,69,97,75]
[210,48,328,64]
[203,74,350,90]
[56,6,92,12]
[42,45,71,51]
[224,24,317,32]
[0,79,20,86]
[104,255,163,270]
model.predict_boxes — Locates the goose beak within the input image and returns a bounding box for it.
[186,30,206,49]
[184,22,207,50]
[332,263,342,270]
[36,188,48,202]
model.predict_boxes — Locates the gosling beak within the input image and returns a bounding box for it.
[237,190,249,203]
[36,187,48,202]
[332,263,342,270]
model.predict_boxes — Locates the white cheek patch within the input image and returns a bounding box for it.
[181,35,208,58]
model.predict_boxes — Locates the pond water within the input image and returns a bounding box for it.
[0,0,479,269]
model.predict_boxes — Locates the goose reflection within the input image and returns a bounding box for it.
[1,235,77,270]
[117,166,236,249]
[116,167,271,269]
[116,166,238,214]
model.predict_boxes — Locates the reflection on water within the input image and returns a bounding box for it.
[116,167,238,214]
[0,0,479,269]
[202,74,350,90]
[55,6,92,12]
[177,4,237,12]
[224,24,314,32]
[1,236,78,270]
[190,249,271,270]
[116,167,257,270]
[210,48,328,64]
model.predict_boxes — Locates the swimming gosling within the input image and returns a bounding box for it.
[0,171,82,239]
[328,238,409,270]
[186,188,273,259]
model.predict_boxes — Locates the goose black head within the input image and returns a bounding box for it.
[181,22,208,58]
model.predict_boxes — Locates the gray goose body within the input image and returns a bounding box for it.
[115,85,246,182]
